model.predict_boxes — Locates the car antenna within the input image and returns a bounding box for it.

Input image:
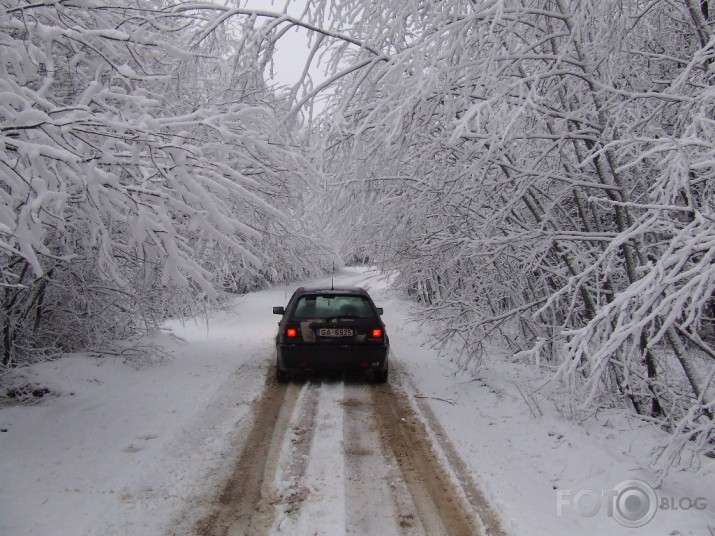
[331,277,334,290]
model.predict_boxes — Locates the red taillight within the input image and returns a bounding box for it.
[286,328,298,338]
[371,328,383,338]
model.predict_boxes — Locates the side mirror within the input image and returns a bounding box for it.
[273,306,285,315]
[376,307,383,315]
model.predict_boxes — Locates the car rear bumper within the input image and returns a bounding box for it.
[277,344,389,372]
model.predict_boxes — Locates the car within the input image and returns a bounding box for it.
[273,285,389,383]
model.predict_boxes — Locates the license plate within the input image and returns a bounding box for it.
[317,328,353,337]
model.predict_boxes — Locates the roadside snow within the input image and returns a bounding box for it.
[1,267,714,535]
[0,284,286,536]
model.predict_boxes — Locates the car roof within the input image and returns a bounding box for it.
[293,285,369,296]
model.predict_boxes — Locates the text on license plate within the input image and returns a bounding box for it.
[317,328,353,337]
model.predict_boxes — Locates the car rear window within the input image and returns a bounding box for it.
[292,295,375,319]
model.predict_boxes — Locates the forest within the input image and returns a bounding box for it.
[2,0,714,475]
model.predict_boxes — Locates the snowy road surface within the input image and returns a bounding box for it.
[1,267,714,535]
[195,373,501,536]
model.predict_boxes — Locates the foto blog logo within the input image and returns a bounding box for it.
[556,479,707,528]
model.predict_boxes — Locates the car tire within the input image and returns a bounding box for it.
[276,365,290,383]
[373,366,388,383]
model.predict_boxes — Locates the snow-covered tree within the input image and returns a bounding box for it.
[0,0,336,366]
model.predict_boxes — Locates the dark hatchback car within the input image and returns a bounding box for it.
[273,286,389,382]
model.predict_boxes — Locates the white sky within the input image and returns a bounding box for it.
[241,0,326,89]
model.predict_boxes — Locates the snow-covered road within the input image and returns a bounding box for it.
[1,267,714,536]
[195,370,500,536]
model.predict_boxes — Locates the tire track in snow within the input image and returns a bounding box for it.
[270,381,320,530]
[287,380,348,535]
[195,370,504,536]
[342,382,425,535]
[404,375,506,536]
[195,370,300,536]
[371,382,490,536]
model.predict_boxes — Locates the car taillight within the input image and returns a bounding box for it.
[286,328,298,338]
[371,328,383,338]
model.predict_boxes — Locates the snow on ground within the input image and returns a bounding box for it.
[1,266,714,535]
[0,283,285,536]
